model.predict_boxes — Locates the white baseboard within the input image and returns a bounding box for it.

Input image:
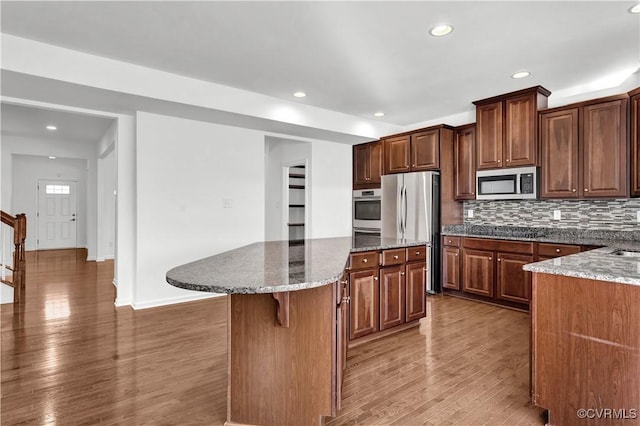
[112,278,118,287]
[131,292,224,310]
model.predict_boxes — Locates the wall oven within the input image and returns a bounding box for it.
[353,188,381,232]
[476,166,538,200]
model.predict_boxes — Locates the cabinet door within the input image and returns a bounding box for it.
[454,125,476,200]
[476,101,504,170]
[540,108,579,198]
[442,247,460,290]
[631,94,640,196]
[379,266,405,330]
[411,129,440,171]
[353,144,370,187]
[581,99,628,198]
[462,249,494,297]
[405,262,426,322]
[505,93,537,167]
[349,269,379,340]
[496,252,532,304]
[370,141,383,185]
[384,135,411,174]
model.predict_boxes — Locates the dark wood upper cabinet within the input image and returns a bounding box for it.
[454,124,476,200]
[540,108,579,198]
[581,98,628,198]
[476,101,503,169]
[474,86,550,170]
[383,135,411,174]
[411,129,440,171]
[353,140,382,190]
[631,88,640,196]
[541,95,629,199]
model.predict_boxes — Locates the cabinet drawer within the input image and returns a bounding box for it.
[407,246,427,262]
[538,243,581,257]
[381,248,406,266]
[463,237,533,255]
[442,236,460,247]
[349,251,379,270]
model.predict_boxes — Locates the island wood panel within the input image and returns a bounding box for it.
[228,284,335,426]
[532,273,640,426]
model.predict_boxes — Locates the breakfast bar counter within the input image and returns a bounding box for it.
[166,236,428,426]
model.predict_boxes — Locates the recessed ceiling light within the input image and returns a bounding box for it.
[429,24,453,37]
[629,3,640,13]
[374,112,385,117]
[48,156,56,160]
[46,125,57,131]
[511,71,531,79]
[293,92,306,98]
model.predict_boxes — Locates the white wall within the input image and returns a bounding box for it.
[1,135,97,256]
[134,111,265,308]
[96,120,117,261]
[310,141,352,238]
[11,154,88,251]
[264,137,312,241]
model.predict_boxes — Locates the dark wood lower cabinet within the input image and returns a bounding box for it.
[348,269,379,340]
[379,266,405,330]
[496,252,532,304]
[405,262,427,322]
[442,247,460,290]
[462,249,494,297]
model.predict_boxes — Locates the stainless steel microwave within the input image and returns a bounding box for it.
[476,166,538,200]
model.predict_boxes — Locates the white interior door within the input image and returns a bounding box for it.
[37,180,78,250]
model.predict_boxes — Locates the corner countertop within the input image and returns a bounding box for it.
[440,225,640,286]
[523,247,640,286]
[166,236,428,294]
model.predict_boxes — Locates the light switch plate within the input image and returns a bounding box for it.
[468,209,474,218]
[553,210,561,220]
[223,198,233,208]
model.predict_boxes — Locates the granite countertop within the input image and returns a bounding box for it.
[523,247,640,286]
[441,224,640,249]
[166,236,428,294]
[441,225,640,286]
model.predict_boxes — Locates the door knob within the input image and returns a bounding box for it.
[70,218,76,222]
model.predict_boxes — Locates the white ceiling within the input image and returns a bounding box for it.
[1,102,114,143]
[1,1,639,128]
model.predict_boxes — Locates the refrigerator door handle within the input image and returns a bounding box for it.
[396,184,403,235]
[402,185,408,235]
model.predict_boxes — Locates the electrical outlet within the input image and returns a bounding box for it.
[553,210,561,220]
[468,209,474,218]
[223,198,233,208]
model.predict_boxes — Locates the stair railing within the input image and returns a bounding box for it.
[1,211,27,304]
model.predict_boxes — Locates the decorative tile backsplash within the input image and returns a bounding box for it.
[463,199,640,231]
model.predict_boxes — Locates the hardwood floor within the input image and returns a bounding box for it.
[1,249,544,425]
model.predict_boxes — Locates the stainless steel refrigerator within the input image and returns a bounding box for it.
[381,171,440,294]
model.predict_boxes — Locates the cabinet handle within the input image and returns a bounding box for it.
[489,257,492,261]
[363,258,368,263]
[340,280,347,285]
[342,296,351,303]
[556,248,560,253]
[455,253,458,256]
[448,240,452,244]
[400,272,405,276]
[415,251,420,255]
[506,159,510,162]
[497,160,501,163]
[497,258,501,262]
[572,189,576,192]
[471,192,475,195]
[584,188,589,192]
[412,164,416,167]
[393,255,399,260]
[373,276,378,281]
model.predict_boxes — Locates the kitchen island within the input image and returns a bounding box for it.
[523,246,640,426]
[166,236,428,426]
